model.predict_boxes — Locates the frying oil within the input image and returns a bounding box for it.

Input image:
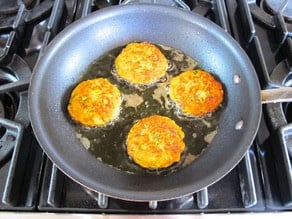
[69,43,225,175]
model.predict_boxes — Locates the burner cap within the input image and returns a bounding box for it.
[264,0,292,22]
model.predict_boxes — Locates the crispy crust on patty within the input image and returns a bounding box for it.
[115,42,168,85]
[126,115,185,169]
[67,78,121,127]
[169,70,224,117]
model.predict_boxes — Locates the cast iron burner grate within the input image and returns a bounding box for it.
[0,0,292,214]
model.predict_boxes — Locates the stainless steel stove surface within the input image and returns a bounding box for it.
[0,0,291,217]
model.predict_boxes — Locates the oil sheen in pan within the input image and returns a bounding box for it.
[70,43,226,175]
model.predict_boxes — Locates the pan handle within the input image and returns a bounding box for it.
[119,0,190,10]
[261,87,292,104]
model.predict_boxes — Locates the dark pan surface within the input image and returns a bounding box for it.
[74,43,223,175]
[28,4,262,201]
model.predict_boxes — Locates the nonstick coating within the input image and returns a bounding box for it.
[28,4,262,201]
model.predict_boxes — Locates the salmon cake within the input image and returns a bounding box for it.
[169,69,224,117]
[126,115,185,169]
[67,78,122,127]
[115,42,168,85]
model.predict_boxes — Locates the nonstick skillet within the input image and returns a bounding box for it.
[29,4,264,201]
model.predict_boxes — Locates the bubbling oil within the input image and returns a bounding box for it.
[69,43,225,175]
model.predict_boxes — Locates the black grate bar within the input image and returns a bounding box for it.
[47,164,64,208]
[0,118,23,166]
[81,0,92,18]
[238,150,257,208]
[274,13,290,45]
[0,31,16,63]
[38,0,65,58]
[0,79,30,95]
[1,118,24,206]
[25,0,54,24]
[46,0,64,34]
[249,3,276,29]
[273,124,292,207]
[238,0,256,44]
[196,187,209,209]
[213,0,230,33]
[247,36,275,88]
[0,3,26,63]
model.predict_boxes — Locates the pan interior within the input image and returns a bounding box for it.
[29,4,261,201]
[68,43,225,175]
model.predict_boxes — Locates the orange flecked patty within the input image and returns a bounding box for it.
[67,78,122,127]
[115,42,168,85]
[126,115,185,169]
[169,70,224,117]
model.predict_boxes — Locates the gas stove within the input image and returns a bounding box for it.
[0,0,291,217]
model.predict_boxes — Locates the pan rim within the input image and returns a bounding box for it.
[28,4,262,201]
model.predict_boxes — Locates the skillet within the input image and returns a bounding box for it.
[28,4,262,201]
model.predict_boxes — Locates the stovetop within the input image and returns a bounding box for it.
[0,0,291,215]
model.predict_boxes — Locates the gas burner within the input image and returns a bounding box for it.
[0,70,20,165]
[0,55,31,126]
[0,70,19,119]
[0,54,31,165]
[264,0,292,22]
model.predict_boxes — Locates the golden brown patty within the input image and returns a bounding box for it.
[169,70,224,117]
[67,78,121,127]
[115,42,168,85]
[126,115,185,169]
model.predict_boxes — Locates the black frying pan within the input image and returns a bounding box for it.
[28,4,262,201]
